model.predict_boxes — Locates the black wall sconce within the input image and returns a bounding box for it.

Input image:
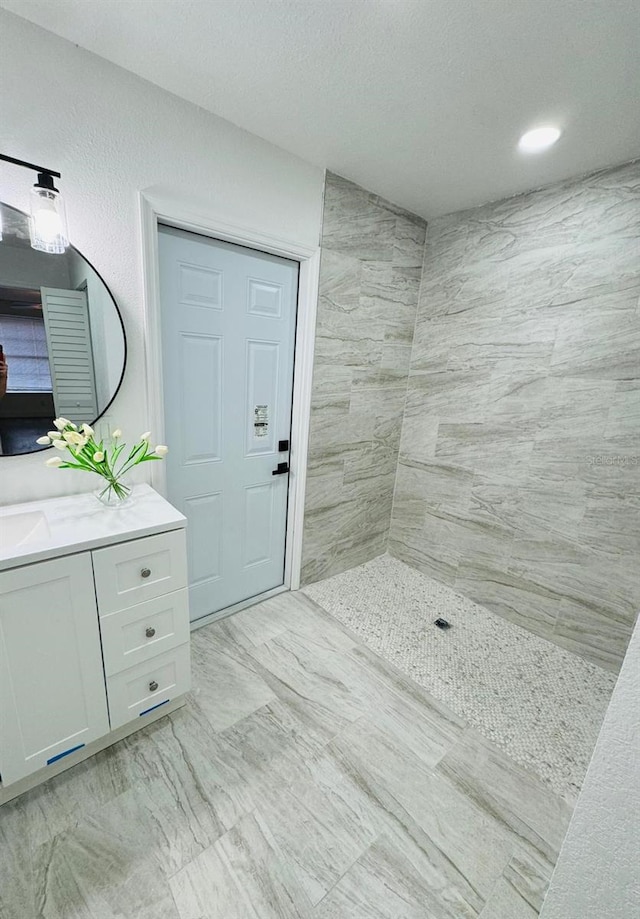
[0,153,69,254]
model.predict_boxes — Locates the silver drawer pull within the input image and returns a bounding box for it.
[145,627,156,638]
[149,680,159,692]
[141,567,151,579]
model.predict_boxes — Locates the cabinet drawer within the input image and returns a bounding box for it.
[106,643,190,730]
[99,589,190,676]
[93,529,187,615]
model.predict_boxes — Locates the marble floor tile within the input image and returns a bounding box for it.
[0,796,36,919]
[305,554,615,800]
[169,809,311,919]
[319,735,486,919]
[502,850,554,914]
[212,593,297,649]
[31,791,182,919]
[580,487,640,556]
[2,587,579,918]
[314,831,471,919]
[256,770,379,906]
[18,741,134,850]
[436,729,573,862]
[190,627,275,732]
[213,590,340,652]
[247,633,366,742]
[329,716,517,908]
[345,644,466,765]
[211,698,328,806]
[111,712,247,865]
[477,877,538,919]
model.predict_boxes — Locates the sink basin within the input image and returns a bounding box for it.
[0,511,51,551]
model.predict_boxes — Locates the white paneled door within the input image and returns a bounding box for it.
[158,226,299,621]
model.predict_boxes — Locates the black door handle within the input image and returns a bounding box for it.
[272,462,289,476]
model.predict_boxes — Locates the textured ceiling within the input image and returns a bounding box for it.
[2,0,639,217]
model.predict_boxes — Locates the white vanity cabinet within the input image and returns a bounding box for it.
[0,486,190,803]
[93,531,190,729]
[0,553,110,786]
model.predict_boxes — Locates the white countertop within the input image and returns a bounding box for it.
[0,484,186,571]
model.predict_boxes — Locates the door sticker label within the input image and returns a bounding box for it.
[254,404,269,438]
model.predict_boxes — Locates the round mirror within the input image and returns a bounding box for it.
[0,202,126,456]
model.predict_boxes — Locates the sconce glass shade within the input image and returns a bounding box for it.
[29,176,68,254]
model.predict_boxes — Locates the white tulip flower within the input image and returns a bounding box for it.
[42,421,167,498]
[63,430,86,446]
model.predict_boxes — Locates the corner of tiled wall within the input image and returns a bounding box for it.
[301,172,427,584]
[388,159,640,672]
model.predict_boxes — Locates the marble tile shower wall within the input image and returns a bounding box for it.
[301,172,427,584]
[389,160,640,672]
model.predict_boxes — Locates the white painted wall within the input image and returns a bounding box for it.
[540,615,640,918]
[0,10,324,504]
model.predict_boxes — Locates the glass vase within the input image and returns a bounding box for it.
[94,476,132,508]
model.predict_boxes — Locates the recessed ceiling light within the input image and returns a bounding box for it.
[518,125,561,154]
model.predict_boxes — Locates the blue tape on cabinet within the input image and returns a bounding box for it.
[47,743,86,765]
[139,699,170,717]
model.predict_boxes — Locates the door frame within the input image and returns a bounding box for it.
[139,191,320,616]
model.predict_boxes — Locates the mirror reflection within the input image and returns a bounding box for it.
[0,203,126,456]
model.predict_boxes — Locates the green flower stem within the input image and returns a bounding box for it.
[117,442,150,477]
[46,423,166,502]
[97,478,131,501]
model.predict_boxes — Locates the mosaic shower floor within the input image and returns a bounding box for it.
[303,553,616,803]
